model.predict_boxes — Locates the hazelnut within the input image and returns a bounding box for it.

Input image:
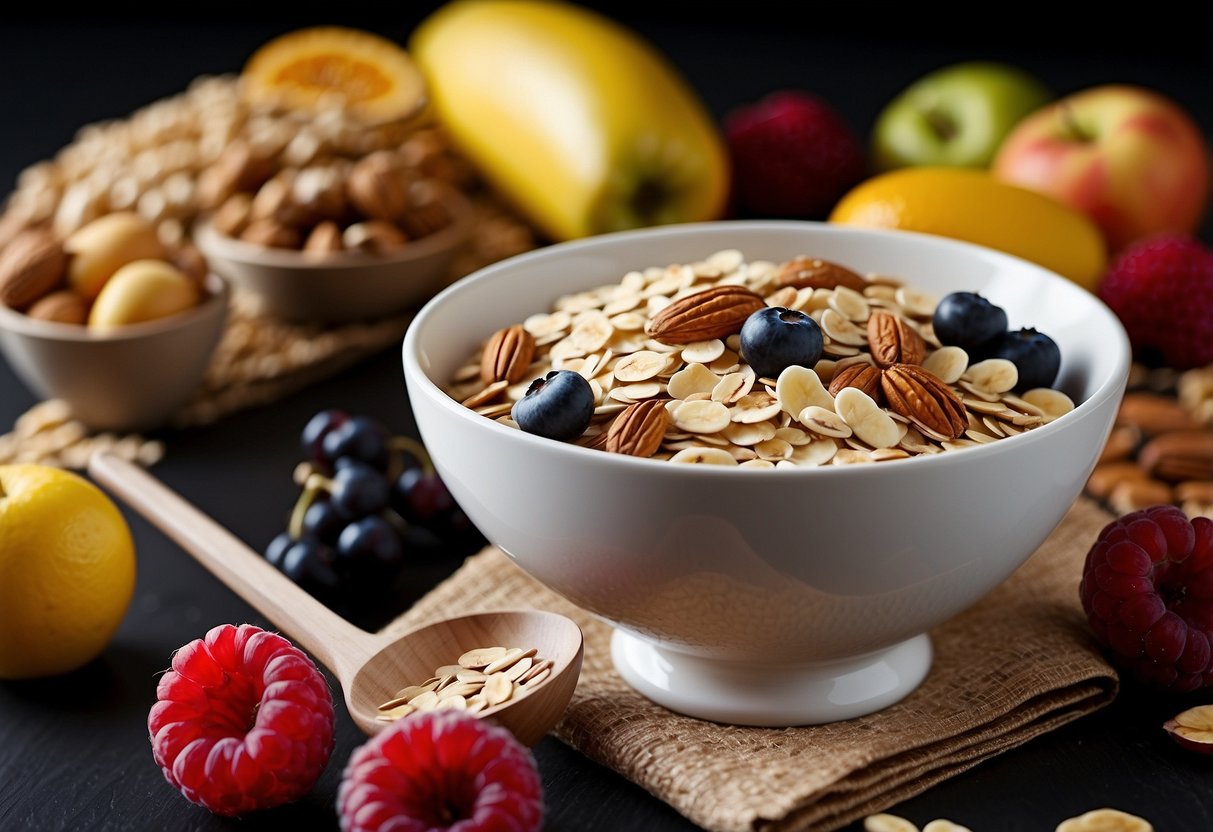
[241,218,301,249]
[343,221,407,255]
[303,221,343,255]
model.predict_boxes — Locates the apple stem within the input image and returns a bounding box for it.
[924,108,958,141]
[1058,103,1094,143]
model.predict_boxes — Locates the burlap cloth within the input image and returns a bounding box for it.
[381,497,1119,832]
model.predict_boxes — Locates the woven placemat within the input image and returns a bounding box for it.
[381,497,1119,832]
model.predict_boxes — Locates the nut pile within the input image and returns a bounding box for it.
[864,808,1152,832]
[1,75,475,254]
[448,250,1075,467]
[1087,363,1213,518]
[376,646,552,723]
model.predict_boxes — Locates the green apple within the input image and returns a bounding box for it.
[872,62,1052,170]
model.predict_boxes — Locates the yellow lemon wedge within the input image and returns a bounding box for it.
[242,26,426,124]
[829,167,1107,291]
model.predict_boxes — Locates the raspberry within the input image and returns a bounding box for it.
[1097,234,1213,368]
[148,623,335,816]
[724,90,866,218]
[1080,505,1213,692]
[337,710,543,832]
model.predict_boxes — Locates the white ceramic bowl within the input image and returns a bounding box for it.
[194,190,473,324]
[403,221,1129,726]
[0,273,229,432]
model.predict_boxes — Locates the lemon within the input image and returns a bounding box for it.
[829,167,1107,291]
[0,465,136,679]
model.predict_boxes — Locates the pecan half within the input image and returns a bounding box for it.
[646,285,765,345]
[773,256,867,292]
[881,363,967,440]
[828,362,883,401]
[606,399,669,457]
[480,324,536,385]
[1138,431,1213,482]
[867,310,926,368]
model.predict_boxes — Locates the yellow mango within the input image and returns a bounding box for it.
[410,0,729,241]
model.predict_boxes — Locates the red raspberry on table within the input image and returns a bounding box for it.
[1080,505,1213,692]
[1097,234,1213,368]
[148,623,335,816]
[338,709,543,832]
[724,90,866,218]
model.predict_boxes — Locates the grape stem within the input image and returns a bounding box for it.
[287,473,334,541]
[389,436,434,474]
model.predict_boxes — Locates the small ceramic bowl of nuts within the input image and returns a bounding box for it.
[402,221,1131,728]
[193,147,474,324]
[0,212,228,431]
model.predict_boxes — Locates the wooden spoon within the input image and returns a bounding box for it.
[89,452,583,746]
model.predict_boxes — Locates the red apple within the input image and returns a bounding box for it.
[992,85,1210,252]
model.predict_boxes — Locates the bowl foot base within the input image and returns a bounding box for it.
[610,629,933,726]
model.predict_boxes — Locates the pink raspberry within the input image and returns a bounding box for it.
[1097,234,1213,368]
[338,710,543,832]
[148,623,335,816]
[1080,505,1213,692]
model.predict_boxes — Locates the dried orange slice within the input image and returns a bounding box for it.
[242,27,426,124]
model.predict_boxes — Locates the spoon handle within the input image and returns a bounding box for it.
[89,452,382,684]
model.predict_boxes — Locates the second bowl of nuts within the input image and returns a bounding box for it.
[0,212,228,431]
[194,147,474,324]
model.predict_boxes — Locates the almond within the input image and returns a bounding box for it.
[773,256,867,292]
[606,399,669,457]
[647,285,765,345]
[480,324,536,385]
[881,363,967,440]
[867,310,926,368]
[0,228,66,310]
[827,362,883,401]
[1138,430,1213,482]
[1087,460,1150,500]
[25,289,88,325]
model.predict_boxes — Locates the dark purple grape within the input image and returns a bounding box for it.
[391,466,474,537]
[321,416,390,471]
[279,536,341,594]
[329,460,390,519]
[264,531,294,568]
[301,409,349,469]
[300,498,345,545]
[337,515,405,569]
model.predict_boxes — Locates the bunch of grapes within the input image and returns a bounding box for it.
[264,409,482,608]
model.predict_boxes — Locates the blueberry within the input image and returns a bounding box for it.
[321,416,390,471]
[511,370,595,441]
[987,327,1061,391]
[739,307,824,378]
[932,292,1008,352]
